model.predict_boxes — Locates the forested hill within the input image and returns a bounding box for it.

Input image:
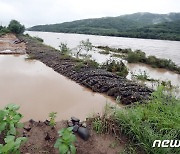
[28,12,180,41]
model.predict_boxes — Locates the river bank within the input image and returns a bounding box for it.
[19,34,152,105]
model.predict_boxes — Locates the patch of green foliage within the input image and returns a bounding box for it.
[59,43,71,55]
[113,86,180,154]
[0,104,23,136]
[49,112,57,127]
[97,45,180,73]
[33,36,44,42]
[8,20,25,34]
[74,59,99,71]
[101,60,128,77]
[131,70,157,82]
[126,50,180,73]
[92,117,104,134]
[54,127,76,154]
[0,26,10,36]
[0,20,25,36]
[0,135,27,154]
[0,104,27,154]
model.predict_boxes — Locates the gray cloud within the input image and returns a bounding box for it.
[0,0,180,27]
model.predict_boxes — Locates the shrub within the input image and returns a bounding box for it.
[59,43,71,55]
[8,20,25,34]
[102,60,128,77]
[126,50,146,63]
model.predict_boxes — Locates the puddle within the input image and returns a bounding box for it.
[0,55,116,121]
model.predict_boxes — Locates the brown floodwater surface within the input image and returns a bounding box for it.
[0,55,116,122]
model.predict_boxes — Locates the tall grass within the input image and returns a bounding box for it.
[114,86,180,154]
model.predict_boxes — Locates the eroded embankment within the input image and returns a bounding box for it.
[20,35,153,104]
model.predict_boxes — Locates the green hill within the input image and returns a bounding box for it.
[28,12,180,41]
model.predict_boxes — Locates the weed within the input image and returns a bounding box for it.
[0,135,27,153]
[0,104,23,136]
[92,117,103,134]
[54,127,76,154]
[49,112,57,127]
[114,86,180,154]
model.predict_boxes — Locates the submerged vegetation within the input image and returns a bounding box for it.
[101,60,128,77]
[96,46,180,74]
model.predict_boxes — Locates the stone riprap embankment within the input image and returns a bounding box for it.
[21,35,153,105]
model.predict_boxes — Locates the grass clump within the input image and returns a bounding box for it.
[92,117,104,134]
[49,112,57,127]
[33,36,44,42]
[131,70,157,82]
[113,86,180,154]
[102,60,128,77]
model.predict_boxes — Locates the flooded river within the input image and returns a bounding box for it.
[26,31,180,88]
[0,55,115,121]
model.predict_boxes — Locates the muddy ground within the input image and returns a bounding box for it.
[17,119,127,154]
[19,35,152,105]
[0,34,26,54]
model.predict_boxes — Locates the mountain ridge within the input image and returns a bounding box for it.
[28,12,180,41]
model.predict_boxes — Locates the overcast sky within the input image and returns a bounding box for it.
[0,0,180,27]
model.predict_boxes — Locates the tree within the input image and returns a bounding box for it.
[8,20,25,34]
[76,39,92,57]
[59,42,71,55]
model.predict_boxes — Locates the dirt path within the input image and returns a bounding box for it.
[0,34,26,54]
[19,35,152,105]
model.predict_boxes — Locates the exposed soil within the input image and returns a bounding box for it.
[17,120,126,154]
[19,35,153,105]
[0,34,26,54]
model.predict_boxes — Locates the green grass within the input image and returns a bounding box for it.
[113,86,180,154]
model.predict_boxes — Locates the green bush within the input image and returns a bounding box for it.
[59,43,71,55]
[126,50,146,63]
[102,60,128,77]
[8,20,25,34]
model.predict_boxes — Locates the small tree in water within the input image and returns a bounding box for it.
[76,39,92,58]
[59,43,71,55]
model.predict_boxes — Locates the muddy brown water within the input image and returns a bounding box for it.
[26,31,180,89]
[0,55,116,122]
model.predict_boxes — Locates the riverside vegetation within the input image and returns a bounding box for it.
[0,20,25,36]
[96,46,180,74]
[92,85,180,154]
